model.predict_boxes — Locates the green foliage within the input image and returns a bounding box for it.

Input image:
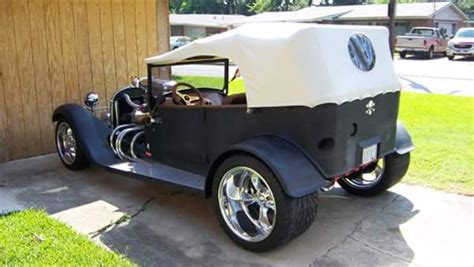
[170,0,312,14]
[0,209,135,266]
[451,0,474,14]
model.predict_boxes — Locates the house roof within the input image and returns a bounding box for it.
[335,2,467,20]
[170,14,246,28]
[233,5,352,24]
[229,2,468,25]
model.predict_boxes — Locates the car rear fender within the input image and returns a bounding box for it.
[206,135,327,198]
[395,121,414,155]
[52,104,117,166]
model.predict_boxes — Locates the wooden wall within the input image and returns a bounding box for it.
[0,0,170,162]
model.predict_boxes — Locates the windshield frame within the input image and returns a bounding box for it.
[146,58,230,109]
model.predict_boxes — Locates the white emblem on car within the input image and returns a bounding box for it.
[366,100,375,115]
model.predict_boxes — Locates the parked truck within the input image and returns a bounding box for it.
[395,27,448,59]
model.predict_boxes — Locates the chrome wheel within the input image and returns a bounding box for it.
[342,159,385,189]
[56,122,77,165]
[218,166,276,242]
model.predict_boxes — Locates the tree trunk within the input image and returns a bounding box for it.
[388,0,396,58]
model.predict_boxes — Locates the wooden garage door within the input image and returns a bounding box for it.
[0,0,170,162]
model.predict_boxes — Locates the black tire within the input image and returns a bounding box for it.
[400,52,406,59]
[338,152,410,197]
[212,154,319,252]
[448,55,454,60]
[426,47,434,59]
[55,120,90,170]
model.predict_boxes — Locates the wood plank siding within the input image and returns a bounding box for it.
[0,0,170,162]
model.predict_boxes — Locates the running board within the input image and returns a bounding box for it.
[106,161,206,195]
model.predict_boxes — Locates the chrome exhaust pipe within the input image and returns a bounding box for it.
[130,131,145,160]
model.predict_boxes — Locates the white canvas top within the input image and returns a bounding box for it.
[145,23,401,108]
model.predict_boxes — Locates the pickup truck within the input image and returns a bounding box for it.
[395,27,448,59]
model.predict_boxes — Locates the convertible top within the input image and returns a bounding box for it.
[145,23,400,108]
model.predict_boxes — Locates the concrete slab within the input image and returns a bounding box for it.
[51,200,126,236]
[0,189,23,214]
[0,154,473,266]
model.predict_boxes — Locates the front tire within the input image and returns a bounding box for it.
[55,120,89,170]
[448,55,454,60]
[338,152,410,197]
[399,52,406,59]
[212,154,319,252]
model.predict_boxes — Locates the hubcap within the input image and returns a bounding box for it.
[218,166,276,242]
[56,122,77,165]
[343,159,385,189]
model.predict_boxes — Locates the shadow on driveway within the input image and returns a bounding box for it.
[0,154,425,266]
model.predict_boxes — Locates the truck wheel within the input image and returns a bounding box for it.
[426,47,434,59]
[55,120,89,170]
[338,152,410,197]
[399,52,406,59]
[448,55,454,60]
[212,154,319,252]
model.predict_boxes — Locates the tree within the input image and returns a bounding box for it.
[248,0,312,13]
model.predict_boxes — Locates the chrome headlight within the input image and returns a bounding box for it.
[84,92,99,109]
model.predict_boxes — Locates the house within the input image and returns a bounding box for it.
[170,14,246,38]
[230,2,469,36]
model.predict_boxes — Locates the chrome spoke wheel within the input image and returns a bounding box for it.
[218,166,276,242]
[56,122,77,165]
[343,159,385,189]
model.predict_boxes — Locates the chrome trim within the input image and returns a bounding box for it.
[218,166,276,242]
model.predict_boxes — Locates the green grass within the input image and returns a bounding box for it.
[399,93,473,195]
[173,75,246,95]
[0,209,135,266]
[176,75,474,195]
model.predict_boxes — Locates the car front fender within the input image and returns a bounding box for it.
[52,104,117,166]
[395,121,414,155]
[206,135,327,198]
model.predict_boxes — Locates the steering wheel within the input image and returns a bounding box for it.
[171,82,204,106]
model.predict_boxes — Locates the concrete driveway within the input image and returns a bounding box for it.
[1,154,473,267]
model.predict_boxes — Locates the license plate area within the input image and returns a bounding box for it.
[362,144,378,165]
[358,137,380,165]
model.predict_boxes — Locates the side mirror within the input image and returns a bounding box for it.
[450,34,454,39]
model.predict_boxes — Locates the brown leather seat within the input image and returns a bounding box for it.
[222,93,246,105]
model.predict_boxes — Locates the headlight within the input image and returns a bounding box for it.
[448,42,454,48]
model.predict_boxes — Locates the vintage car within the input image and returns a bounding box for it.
[446,27,474,60]
[52,23,413,252]
[395,27,448,59]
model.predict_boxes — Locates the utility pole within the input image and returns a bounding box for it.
[388,0,397,58]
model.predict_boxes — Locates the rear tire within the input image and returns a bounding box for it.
[338,152,410,197]
[426,47,434,59]
[212,154,319,252]
[55,120,89,170]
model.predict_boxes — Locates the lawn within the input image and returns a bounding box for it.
[0,209,135,266]
[399,93,473,195]
[176,75,474,195]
